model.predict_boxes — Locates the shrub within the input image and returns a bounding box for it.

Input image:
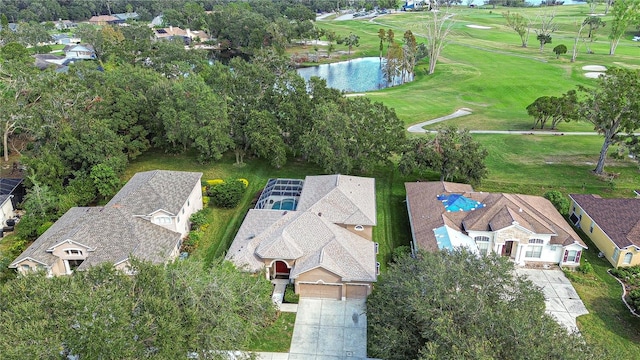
[629,289,640,311]
[237,178,249,188]
[577,261,593,274]
[543,190,570,215]
[392,245,411,262]
[189,208,211,229]
[203,196,210,207]
[181,230,203,253]
[206,179,225,186]
[283,284,299,304]
[208,179,246,208]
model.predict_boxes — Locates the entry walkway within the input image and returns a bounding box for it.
[516,268,589,332]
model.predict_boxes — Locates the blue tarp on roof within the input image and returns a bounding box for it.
[434,226,453,250]
[437,193,485,212]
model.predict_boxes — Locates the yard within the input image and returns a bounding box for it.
[126,4,640,357]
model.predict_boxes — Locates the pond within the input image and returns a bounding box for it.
[296,57,411,93]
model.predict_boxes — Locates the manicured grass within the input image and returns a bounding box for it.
[565,228,640,359]
[312,6,640,130]
[244,312,296,353]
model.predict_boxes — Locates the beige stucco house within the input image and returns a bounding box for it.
[569,194,640,268]
[226,175,378,300]
[10,170,202,276]
[406,182,586,267]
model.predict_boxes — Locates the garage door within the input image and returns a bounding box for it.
[345,285,369,299]
[298,283,342,300]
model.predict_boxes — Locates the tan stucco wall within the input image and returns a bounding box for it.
[296,267,341,283]
[342,225,373,241]
[0,197,14,227]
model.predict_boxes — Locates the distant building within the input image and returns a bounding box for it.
[154,26,211,44]
[88,15,119,26]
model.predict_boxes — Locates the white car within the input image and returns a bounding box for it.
[633,36,640,42]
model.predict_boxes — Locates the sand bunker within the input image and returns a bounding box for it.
[585,72,605,79]
[582,65,607,71]
[466,24,491,29]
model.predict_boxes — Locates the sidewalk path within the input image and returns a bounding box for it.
[407,108,472,133]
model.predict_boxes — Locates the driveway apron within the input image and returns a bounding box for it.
[289,298,367,360]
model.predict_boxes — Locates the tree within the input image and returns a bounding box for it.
[401,30,418,83]
[527,91,577,130]
[543,190,570,215]
[367,249,602,360]
[422,9,454,75]
[399,126,488,185]
[534,10,557,52]
[537,33,552,51]
[570,19,587,62]
[386,28,394,56]
[156,74,232,162]
[342,32,360,55]
[0,260,276,358]
[383,43,402,85]
[90,163,121,199]
[571,67,640,175]
[503,11,532,47]
[553,44,567,58]
[377,28,386,60]
[608,0,640,55]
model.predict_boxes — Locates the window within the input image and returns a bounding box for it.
[21,264,30,272]
[528,238,544,244]
[589,222,594,233]
[474,236,490,256]
[182,208,185,214]
[187,200,190,206]
[354,225,364,231]
[64,249,83,256]
[376,262,380,276]
[623,252,633,265]
[550,246,558,251]
[613,248,620,262]
[155,216,171,225]
[525,246,543,258]
[566,250,579,262]
[374,242,379,254]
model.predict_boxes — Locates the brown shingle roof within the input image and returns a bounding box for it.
[406,182,585,252]
[570,194,640,248]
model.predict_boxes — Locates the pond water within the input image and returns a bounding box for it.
[296,57,410,93]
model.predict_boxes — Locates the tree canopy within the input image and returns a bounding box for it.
[367,250,602,360]
[399,126,488,185]
[0,260,276,359]
[571,67,640,174]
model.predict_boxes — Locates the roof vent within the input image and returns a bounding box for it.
[247,234,255,240]
[283,211,287,215]
[518,208,523,212]
[318,212,322,217]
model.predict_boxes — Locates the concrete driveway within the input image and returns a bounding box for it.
[516,268,589,332]
[289,298,368,360]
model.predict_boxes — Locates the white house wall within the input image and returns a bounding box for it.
[0,197,14,227]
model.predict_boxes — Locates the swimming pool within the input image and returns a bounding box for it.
[271,198,297,210]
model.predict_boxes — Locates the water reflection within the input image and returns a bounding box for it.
[297,57,412,93]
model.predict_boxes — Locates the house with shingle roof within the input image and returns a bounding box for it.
[10,170,202,276]
[406,182,586,267]
[569,194,640,268]
[227,174,377,300]
[88,15,119,25]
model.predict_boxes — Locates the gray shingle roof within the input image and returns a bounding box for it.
[297,174,376,226]
[570,194,640,249]
[406,182,585,252]
[226,174,377,282]
[11,170,201,270]
[107,170,202,215]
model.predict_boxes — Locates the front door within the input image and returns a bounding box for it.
[274,260,290,279]
[502,241,514,257]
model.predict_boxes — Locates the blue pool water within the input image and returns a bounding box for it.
[272,199,297,210]
[297,57,409,93]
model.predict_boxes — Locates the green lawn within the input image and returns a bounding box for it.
[244,312,296,353]
[565,228,640,359]
[122,5,640,356]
